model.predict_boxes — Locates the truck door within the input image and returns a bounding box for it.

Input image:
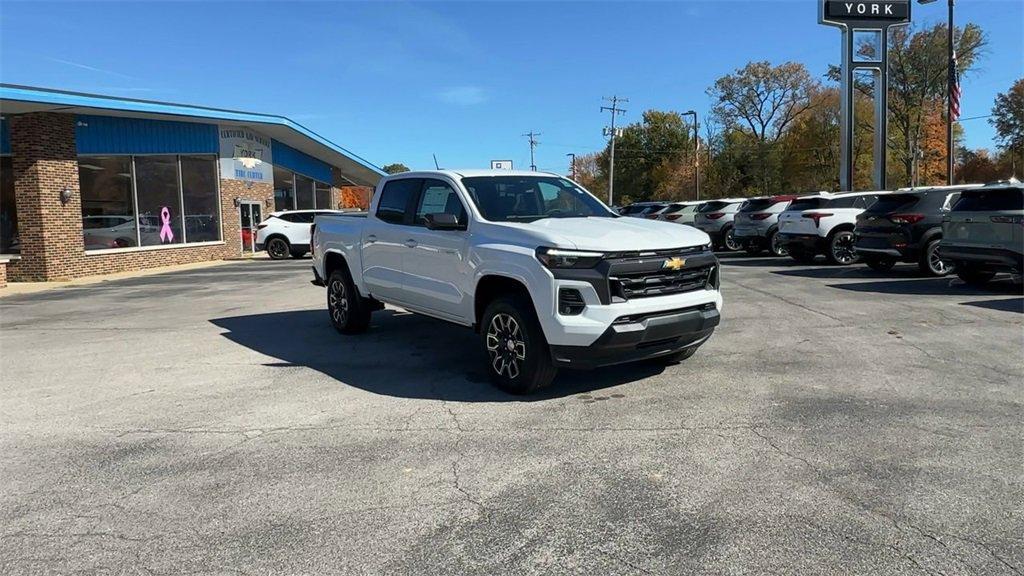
[401,178,472,322]
[361,178,422,304]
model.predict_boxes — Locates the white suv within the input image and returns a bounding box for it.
[256,210,344,259]
[777,191,888,265]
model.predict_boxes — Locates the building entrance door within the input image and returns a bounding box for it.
[239,201,262,253]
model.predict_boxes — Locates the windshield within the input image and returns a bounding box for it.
[462,176,615,222]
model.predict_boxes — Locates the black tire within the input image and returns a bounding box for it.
[290,248,308,259]
[918,239,954,277]
[789,249,816,264]
[327,268,371,334]
[956,266,996,287]
[826,230,859,265]
[658,344,700,364]
[768,230,788,257]
[864,256,896,272]
[481,296,557,395]
[266,237,290,260]
[721,226,741,252]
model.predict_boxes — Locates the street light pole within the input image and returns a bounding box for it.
[683,110,700,201]
[566,153,576,180]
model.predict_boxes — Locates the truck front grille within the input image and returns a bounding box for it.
[610,264,714,300]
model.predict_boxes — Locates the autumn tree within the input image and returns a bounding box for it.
[596,110,696,202]
[708,61,816,193]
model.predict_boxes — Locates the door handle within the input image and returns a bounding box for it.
[404,239,418,248]
[366,234,377,243]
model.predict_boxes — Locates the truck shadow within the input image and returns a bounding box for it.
[210,309,666,402]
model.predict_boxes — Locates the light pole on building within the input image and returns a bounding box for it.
[918,0,956,185]
[682,110,700,201]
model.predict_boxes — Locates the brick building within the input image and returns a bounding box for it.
[0,84,381,286]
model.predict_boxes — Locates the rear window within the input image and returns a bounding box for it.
[787,198,825,211]
[739,199,778,212]
[698,201,730,213]
[952,188,1024,212]
[865,193,920,213]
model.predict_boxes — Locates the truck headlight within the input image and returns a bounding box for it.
[536,247,604,269]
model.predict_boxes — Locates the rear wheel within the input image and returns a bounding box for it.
[919,239,954,276]
[864,256,896,272]
[768,231,788,257]
[956,266,996,287]
[327,268,371,334]
[722,226,741,252]
[266,237,290,260]
[826,230,859,265]
[481,296,557,395]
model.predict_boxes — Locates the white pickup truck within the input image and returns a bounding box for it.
[311,170,723,394]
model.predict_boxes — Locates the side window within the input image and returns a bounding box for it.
[415,179,466,226]
[376,179,421,225]
[942,192,960,212]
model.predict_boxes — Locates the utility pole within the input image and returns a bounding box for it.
[682,110,700,201]
[601,96,627,206]
[523,131,541,171]
[566,153,576,180]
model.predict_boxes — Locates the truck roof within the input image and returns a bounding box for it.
[387,169,562,179]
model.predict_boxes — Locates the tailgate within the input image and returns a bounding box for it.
[945,211,1017,247]
[778,210,817,235]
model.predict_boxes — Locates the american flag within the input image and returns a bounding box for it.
[950,50,961,121]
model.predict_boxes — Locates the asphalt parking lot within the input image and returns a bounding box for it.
[1,255,1021,575]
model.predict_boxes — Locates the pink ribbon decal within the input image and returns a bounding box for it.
[159,207,174,243]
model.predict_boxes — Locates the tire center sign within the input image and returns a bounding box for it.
[219,127,273,183]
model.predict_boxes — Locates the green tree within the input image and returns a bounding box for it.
[382,163,410,174]
[596,110,695,202]
[991,78,1024,172]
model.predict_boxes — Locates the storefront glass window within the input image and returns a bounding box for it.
[295,174,314,210]
[273,166,294,211]
[315,180,332,210]
[79,156,137,250]
[181,155,220,243]
[135,156,183,246]
[0,157,18,253]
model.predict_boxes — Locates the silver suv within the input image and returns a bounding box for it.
[693,199,746,251]
[733,195,798,256]
[939,182,1023,286]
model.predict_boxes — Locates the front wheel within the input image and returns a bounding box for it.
[826,230,859,265]
[919,239,955,277]
[481,296,557,395]
[266,237,290,260]
[768,231,788,257]
[956,266,996,287]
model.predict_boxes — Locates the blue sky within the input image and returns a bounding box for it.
[1,1,1021,173]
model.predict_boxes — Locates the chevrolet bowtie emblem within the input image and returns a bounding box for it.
[663,257,686,271]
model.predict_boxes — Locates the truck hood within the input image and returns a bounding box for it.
[496,216,711,251]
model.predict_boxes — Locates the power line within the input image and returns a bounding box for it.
[522,131,541,171]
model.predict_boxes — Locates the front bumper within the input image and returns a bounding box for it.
[938,244,1023,273]
[777,233,826,253]
[549,303,719,369]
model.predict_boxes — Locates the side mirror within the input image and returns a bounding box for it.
[424,213,464,231]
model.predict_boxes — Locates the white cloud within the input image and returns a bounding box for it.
[436,86,487,106]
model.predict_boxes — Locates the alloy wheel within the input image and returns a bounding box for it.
[831,232,858,265]
[486,313,526,380]
[724,229,741,252]
[328,278,348,326]
[268,238,289,259]
[928,243,954,276]
[770,233,788,257]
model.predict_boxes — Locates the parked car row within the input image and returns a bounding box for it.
[619,181,1023,286]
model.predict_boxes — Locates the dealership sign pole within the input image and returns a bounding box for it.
[820,1,910,191]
